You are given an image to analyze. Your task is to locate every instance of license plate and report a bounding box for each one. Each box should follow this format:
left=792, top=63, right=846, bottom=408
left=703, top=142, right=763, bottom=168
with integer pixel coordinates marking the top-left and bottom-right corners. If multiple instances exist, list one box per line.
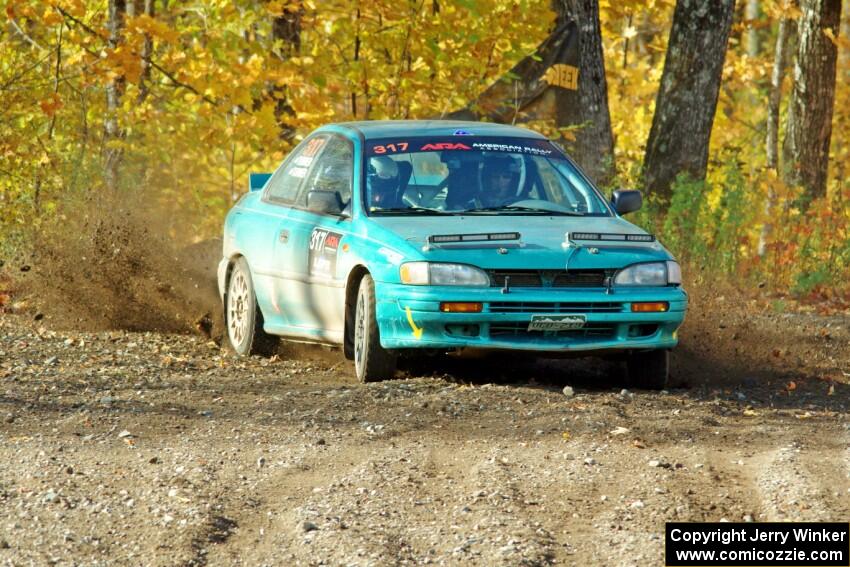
left=527, top=314, right=586, bottom=331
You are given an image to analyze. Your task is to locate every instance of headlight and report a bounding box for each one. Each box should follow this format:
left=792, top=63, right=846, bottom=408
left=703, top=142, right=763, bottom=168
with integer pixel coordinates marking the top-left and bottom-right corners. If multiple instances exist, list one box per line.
left=399, top=262, right=490, bottom=286
left=614, top=261, right=681, bottom=286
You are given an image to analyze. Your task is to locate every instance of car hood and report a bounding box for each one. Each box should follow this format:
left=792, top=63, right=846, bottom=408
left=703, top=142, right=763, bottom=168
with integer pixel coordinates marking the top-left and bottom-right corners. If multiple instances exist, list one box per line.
left=369, top=214, right=673, bottom=270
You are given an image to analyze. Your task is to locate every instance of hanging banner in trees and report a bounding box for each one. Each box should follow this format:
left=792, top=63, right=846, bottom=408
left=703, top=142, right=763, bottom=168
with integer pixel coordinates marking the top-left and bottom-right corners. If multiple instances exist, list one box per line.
left=446, top=20, right=580, bottom=124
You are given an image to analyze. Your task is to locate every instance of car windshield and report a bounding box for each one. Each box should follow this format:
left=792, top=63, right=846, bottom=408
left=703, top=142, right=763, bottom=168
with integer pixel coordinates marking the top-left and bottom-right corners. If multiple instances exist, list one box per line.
left=363, top=136, right=612, bottom=216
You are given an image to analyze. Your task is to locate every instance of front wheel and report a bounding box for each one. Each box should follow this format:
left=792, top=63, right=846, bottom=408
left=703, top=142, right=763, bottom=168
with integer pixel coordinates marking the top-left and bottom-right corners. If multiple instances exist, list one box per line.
left=225, top=257, right=278, bottom=356
left=353, top=274, right=397, bottom=382
left=626, top=349, right=669, bottom=390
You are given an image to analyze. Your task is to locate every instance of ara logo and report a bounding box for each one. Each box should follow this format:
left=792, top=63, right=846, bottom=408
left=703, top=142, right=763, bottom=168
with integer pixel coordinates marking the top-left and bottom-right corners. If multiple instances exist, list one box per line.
left=420, top=142, right=471, bottom=151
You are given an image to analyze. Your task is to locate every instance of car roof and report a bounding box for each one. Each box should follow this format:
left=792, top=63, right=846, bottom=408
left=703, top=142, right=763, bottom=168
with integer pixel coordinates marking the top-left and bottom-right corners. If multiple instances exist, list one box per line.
left=327, top=120, right=547, bottom=140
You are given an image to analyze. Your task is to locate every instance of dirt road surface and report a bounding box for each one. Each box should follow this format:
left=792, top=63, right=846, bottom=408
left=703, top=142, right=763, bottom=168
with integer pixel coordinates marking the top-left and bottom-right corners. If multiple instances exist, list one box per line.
left=1, top=306, right=848, bottom=566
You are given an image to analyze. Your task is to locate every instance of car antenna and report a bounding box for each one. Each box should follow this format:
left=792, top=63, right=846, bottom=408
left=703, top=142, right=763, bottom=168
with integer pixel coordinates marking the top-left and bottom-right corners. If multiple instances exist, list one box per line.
left=501, top=275, right=511, bottom=294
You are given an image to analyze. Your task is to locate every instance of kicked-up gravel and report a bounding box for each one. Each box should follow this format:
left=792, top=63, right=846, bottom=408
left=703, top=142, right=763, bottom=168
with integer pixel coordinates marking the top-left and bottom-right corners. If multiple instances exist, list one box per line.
left=0, top=311, right=848, bottom=566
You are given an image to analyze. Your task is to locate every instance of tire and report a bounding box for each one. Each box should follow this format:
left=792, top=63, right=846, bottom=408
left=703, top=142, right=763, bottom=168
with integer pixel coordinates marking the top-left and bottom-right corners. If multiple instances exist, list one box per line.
left=225, top=257, right=278, bottom=356
left=353, top=274, right=397, bottom=382
left=626, top=349, right=669, bottom=390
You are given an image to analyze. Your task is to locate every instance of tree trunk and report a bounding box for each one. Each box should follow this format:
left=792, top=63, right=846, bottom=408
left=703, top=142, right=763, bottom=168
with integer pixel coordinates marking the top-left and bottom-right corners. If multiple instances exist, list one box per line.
left=551, top=0, right=615, bottom=185
left=836, top=0, right=850, bottom=182
left=758, top=1, right=796, bottom=256
left=104, top=0, right=127, bottom=192
left=746, top=0, right=761, bottom=56
left=843, top=0, right=850, bottom=70
left=642, top=0, right=736, bottom=201
left=781, top=0, right=842, bottom=202
left=271, top=1, right=302, bottom=138
left=447, top=1, right=614, bottom=185
left=137, top=0, right=155, bottom=104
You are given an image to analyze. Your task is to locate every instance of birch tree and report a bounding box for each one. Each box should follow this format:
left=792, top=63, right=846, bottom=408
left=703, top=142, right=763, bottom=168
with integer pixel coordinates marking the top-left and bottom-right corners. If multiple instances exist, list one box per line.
left=104, top=0, right=127, bottom=192
left=759, top=0, right=797, bottom=256
left=781, top=0, right=842, bottom=202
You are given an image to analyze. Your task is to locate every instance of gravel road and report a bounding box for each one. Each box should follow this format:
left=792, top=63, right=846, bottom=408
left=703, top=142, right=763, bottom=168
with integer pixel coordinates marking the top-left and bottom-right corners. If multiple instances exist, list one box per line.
left=1, top=311, right=848, bottom=566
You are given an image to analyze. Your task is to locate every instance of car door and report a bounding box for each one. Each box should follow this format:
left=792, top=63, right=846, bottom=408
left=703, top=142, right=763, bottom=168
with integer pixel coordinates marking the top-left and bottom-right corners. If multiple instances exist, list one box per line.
left=281, top=134, right=354, bottom=342
left=257, top=134, right=329, bottom=329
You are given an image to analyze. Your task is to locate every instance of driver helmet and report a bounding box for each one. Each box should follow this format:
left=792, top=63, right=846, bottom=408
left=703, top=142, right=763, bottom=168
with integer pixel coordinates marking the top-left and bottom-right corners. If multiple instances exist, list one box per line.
left=368, top=156, right=399, bottom=207
left=482, top=156, right=519, bottom=203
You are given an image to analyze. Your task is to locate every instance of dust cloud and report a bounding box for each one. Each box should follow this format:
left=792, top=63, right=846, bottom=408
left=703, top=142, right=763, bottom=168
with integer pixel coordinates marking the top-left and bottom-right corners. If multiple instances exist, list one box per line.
left=17, top=190, right=224, bottom=339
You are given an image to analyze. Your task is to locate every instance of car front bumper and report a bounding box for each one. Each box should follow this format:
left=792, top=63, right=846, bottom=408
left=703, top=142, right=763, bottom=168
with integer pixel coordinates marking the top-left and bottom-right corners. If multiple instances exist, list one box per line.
left=375, top=283, right=687, bottom=352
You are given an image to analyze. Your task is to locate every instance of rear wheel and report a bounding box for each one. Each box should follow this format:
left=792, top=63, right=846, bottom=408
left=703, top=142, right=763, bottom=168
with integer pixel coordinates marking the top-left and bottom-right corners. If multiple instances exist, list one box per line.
left=626, top=349, right=669, bottom=390
left=226, top=257, right=278, bottom=356
left=353, top=274, right=397, bottom=382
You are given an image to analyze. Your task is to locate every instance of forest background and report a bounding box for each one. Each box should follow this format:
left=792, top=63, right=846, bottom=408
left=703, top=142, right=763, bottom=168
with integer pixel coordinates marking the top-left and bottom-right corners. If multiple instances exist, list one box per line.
left=1, top=0, right=848, bottom=316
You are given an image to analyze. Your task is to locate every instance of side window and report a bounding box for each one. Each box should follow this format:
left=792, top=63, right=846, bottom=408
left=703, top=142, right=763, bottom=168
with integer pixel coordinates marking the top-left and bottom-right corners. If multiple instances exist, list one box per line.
left=266, top=135, right=328, bottom=204
left=297, top=135, right=353, bottom=210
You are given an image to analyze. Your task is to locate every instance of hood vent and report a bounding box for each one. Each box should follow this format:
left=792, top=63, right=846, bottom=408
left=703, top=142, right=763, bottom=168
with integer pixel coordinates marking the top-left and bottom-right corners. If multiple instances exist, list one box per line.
left=428, top=232, right=520, bottom=244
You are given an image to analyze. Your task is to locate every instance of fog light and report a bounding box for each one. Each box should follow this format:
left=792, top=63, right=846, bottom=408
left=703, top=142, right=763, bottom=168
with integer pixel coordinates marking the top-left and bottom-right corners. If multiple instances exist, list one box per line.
left=631, top=302, right=668, bottom=313
left=628, top=324, right=659, bottom=338
left=440, top=302, right=483, bottom=313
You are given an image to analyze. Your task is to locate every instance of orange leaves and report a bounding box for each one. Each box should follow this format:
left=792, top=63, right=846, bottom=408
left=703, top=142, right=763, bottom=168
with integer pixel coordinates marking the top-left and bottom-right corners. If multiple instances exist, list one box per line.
left=266, top=0, right=302, bottom=17
left=41, top=8, right=63, bottom=26
left=126, top=14, right=179, bottom=44
left=39, top=93, right=63, bottom=117
left=104, top=44, right=142, bottom=83
left=765, top=0, right=802, bottom=21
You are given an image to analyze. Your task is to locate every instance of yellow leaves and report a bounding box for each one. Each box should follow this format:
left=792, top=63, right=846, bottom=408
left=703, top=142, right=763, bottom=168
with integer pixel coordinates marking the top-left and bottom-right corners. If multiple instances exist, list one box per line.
left=411, top=57, right=429, bottom=72
left=39, top=93, right=63, bottom=117
left=61, top=0, right=87, bottom=18
left=65, top=50, right=86, bottom=67
left=127, top=14, right=179, bottom=44
left=252, top=103, right=280, bottom=142
left=231, top=89, right=253, bottom=111
left=822, top=28, right=850, bottom=50
left=765, top=0, right=802, bottom=20
left=42, top=8, right=64, bottom=26
left=494, top=38, right=513, bottom=53
left=104, top=45, right=142, bottom=83
left=622, top=25, right=638, bottom=40
left=266, top=0, right=300, bottom=16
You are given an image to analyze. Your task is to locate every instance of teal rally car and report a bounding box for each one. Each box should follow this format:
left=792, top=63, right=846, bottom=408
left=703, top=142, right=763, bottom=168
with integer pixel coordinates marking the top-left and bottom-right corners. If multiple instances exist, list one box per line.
left=218, top=120, right=687, bottom=388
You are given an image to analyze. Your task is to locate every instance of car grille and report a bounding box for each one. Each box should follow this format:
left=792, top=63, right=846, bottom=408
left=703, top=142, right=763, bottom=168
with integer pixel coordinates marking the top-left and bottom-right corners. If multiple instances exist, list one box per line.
left=488, top=270, right=542, bottom=287
left=489, top=323, right=617, bottom=339
left=552, top=270, right=610, bottom=288
left=488, top=269, right=613, bottom=288
left=489, top=302, right=623, bottom=313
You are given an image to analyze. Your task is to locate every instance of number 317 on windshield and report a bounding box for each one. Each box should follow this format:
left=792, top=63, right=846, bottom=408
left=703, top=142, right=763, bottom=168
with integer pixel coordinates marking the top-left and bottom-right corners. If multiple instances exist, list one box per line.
left=373, top=142, right=408, bottom=154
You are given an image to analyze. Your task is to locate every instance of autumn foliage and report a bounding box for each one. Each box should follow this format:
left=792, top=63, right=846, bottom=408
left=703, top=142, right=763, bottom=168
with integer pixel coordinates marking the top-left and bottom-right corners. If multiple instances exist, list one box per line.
left=1, top=0, right=848, bottom=300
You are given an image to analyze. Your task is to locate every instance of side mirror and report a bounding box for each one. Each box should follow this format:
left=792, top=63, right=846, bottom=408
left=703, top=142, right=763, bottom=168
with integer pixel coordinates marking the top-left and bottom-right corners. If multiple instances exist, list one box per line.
left=611, top=189, right=642, bottom=215
left=248, top=172, right=272, bottom=192
left=307, top=190, right=343, bottom=215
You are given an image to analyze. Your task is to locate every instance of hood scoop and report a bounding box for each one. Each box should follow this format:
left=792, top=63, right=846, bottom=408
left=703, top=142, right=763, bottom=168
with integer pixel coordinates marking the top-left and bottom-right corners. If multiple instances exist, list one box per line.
left=424, top=231, right=522, bottom=251
left=566, top=231, right=655, bottom=243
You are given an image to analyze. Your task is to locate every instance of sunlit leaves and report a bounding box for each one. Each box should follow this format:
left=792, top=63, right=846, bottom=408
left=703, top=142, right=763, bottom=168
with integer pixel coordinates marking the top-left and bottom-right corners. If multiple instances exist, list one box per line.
left=1, top=0, right=848, bottom=294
